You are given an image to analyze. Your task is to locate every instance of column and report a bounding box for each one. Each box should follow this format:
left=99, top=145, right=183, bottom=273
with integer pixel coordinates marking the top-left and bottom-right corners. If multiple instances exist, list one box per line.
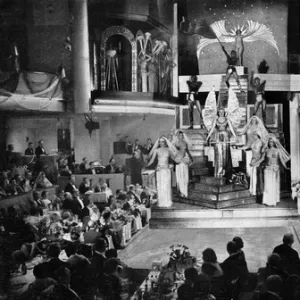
left=289, top=93, right=300, bottom=213
left=172, top=1, right=179, bottom=98
left=72, top=0, right=91, bottom=113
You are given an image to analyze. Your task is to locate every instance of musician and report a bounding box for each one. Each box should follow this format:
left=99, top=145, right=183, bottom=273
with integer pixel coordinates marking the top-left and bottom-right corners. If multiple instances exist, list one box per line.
left=25, top=142, right=34, bottom=155
left=35, top=140, right=47, bottom=157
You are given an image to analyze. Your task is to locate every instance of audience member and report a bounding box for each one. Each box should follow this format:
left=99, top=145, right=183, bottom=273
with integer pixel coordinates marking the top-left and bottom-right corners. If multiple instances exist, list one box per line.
left=40, top=267, right=81, bottom=300
left=33, top=171, right=52, bottom=189
left=178, top=282, right=197, bottom=300
left=105, top=157, right=121, bottom=174
left=64, top=175, right=77, bottom=194
left=41, top=190, right=52, bottom=208
left=25, top=142, right=34, bottom=155
left=35, top=140, right=47, bottom=157
left=184, top=267, right=198, bottom=287
left=79, top=177, right=90, bottom=195
left=201, top=248, right=223, bottom=278
left=273, top=233, right=300, bottom=274
left=79, top=157, right=89, bottom=174
left=131, top=151, right=143, bottom=185
left=193, top=273, right=216, bottom=300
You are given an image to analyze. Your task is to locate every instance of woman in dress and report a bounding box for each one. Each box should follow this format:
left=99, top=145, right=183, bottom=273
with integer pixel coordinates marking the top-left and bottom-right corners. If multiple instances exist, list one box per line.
left=146, top=136, right=176, bottom=208
left=206, top=108, right=236, bottom=178
left=262, top=136, right=290, bottom=206
left=173, top=131, right=193, bottom=197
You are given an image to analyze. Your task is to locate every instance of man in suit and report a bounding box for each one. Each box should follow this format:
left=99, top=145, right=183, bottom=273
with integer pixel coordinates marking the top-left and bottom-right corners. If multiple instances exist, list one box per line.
left=62, top=191, right=83, bottom=217
left=35, top=140, right=47, bottom=157
left=89, top=238, right=107, bottom=295
left=105, top=157, right=121, bottom=174
left=64, top=175, right=77, bottom=194
left=25, top=142, right=34, bottom=155
left=221, top=241, right=249, bottom=297
left=273, top=233, right=300, bottom=273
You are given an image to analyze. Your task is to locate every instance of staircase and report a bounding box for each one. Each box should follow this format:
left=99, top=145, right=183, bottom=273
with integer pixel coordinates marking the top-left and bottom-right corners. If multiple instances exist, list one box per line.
left=181, top=128, right=210, bottom=178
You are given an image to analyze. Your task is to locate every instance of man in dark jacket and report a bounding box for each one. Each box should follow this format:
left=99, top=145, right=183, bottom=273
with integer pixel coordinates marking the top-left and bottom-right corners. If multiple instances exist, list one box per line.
left=35, top=140, right=47, bottom=157
left=273, top=233, right=300, bottom=274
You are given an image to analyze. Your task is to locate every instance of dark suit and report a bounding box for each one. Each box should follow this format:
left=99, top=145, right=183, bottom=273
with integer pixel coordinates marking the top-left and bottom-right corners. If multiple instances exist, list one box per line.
left=39, top=258, right=69, bottom=280
left=89, top=252, right=107, bottom=292
left=25, top=148, right=34, bottom=155
left=79, top=183, right=89, bottom=195
left=105, top=164, right=120, bottom=174
left=35, top=146, right=46, bottom=157
left=65, top=182, right=77, bottom=194
left=273, top=244, right=300, bottom=274
left=62, top=198, right=83, bottom=216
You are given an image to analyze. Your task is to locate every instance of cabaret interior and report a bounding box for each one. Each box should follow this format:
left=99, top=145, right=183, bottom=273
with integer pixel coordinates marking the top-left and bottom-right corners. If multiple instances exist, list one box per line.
left=1, top=0, right=300, bottom=298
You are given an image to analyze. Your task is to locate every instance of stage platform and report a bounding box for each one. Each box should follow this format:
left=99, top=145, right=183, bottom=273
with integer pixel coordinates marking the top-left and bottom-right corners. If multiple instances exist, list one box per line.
left=150, top=198, right=299, bottom=229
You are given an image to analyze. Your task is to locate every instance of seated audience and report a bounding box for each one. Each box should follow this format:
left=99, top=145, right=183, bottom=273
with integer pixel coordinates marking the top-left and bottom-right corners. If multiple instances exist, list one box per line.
left=273, top=233, right=300, bottom=274
left=26, top=263, right=57, bottom=300
left=40, top=266, right=81, bottom=300
left=64, top=175, right=77, bottom=194
left=31, top=190, right=46, bottom=210
left=41, top=190, right=52, bottom=208
left=79, top=157, right=89, bottom=174
left=79, top=177, right=90, bottom=195
left=178, top=283, right=197, bottom=300
left=38, top=243, right=69, bottom=280
left=193, top=273, right=216, bottom=300
left=201, top=248, right=223, bottom=278
left=102, top=258, right=129, bottom=299
left=35, top=140, right=47, bottom=157
left=33, top=171, right=52, bottom=189
left=62, top=191, right=83, bottom=218
left=7, top=177, right=24, bottom=195
left=22, top=172, right=33, bottom=192
left=102, top=182, right=113, bottom=199
left=143, top=138, right=153, bottom=155
left=105, top=157, right=121, bottom=174
left=126, top=185, right=141, bottom=204
left=25, top=142, right=34, bottom=155
left=184, top=267, right=198, bottom=288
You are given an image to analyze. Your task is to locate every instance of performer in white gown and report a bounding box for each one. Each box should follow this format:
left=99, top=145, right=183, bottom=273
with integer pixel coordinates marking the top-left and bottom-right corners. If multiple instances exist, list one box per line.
left=262, top=135, right=290, bottom=206
left=172, top=131, right=193, bottom=197
left=146, top=136, right=176, bottom=208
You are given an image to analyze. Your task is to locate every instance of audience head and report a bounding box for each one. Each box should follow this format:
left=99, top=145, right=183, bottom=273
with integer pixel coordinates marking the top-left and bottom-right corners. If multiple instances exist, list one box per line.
left=202, top=248, right=217, bottom=263
left=184, top=267, right=198, bottom=285
left=50, top=212, right=60, bottom=223
left=109, top=157, right=116, bottom=165
left=233, top=236, right=244, bottom=250
left=28, top=142, right=33, bottom=148
left=177, top=283, right=196, bottom=300
left=65, top=241, right=78, bottom=257
left=94, top=185, right=101, bottom=193
left=283, top=233, right=294, bottom=246
left=64, top=192, right=73, bottom=200
left=41, top=190, right=48, bottom=199
left=94, top=238, right=107, bottom=253
left=226, top=241, right=238, bottom=255
left=77, top=243, right=93, bottom=259
left=38, top=140, right=44, bottom=147
left=33, top=263, right=46, bottom=279
left=68, top=175, right=75, bottom=184
left=266, top=275, right=283, bottom=294
left=267, top=253, right=281, bottom=268
left=8, top=144, right=14, bottom=151
left=105, top=248, right=118, bottom=259
left=83, top=177, right=89, bottom=185
left=82, top=157, right=88, bottom=164
left=72, top=189, right=80, bottom=197
left=33, top=190, right=41, bottom=201
left=47, top=243, right=61, bottom=259
left=103, top=211, right=111, bottom=222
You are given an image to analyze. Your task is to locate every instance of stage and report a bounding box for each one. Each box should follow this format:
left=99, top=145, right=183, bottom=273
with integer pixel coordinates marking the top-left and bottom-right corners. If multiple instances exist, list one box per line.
left=149, top=197, right=299, bottom=229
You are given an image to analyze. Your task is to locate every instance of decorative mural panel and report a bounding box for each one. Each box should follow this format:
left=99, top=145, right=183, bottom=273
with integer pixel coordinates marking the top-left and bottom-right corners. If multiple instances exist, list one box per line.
left=100, top=26, right=137, bottom=92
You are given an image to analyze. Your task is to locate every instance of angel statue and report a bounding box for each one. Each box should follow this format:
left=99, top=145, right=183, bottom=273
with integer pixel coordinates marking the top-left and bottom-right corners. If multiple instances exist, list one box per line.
left=203, top=87, right=242, bottom=178
left=197, top=20, right=279, bottom=67
left=146, top=136, right=177, bottom=208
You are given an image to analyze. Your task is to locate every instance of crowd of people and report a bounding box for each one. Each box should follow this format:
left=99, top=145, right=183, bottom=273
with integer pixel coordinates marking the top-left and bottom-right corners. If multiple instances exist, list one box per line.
left=174, top=234, right=300, bottom=300
left=0, top=167, right=154, bottom=299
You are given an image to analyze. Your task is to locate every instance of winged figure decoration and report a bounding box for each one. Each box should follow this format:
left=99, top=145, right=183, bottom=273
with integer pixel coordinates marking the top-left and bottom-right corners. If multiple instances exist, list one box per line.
left=196, top=20, right=279, bottom=65
left=203, top=87, right=243, bottom=177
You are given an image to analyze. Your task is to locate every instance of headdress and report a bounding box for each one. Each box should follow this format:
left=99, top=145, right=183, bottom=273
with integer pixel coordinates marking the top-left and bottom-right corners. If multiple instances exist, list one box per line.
left=149, top=136, right=177, bottom=158
left=173, top=130, right=192, bottom=148
left=267, top=134, right=290, bottom=165
left=241, top=116, right=269, bottom=144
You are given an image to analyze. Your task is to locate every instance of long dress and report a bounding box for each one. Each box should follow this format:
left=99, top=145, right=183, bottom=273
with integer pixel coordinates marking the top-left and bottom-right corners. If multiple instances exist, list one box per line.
left=156, top=149, right=172, bottom=208
left=263, top=148, right=280, bottom=206
left=174, top=141, right=190, bottom=197
left=213, top=118, right=232, bottom=178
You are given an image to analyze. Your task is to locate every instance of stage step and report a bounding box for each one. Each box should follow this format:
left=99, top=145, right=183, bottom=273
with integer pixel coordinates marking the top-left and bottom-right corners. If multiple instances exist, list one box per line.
left=200, top=176, right=227, bottom=186
left=191, top=168, right=209, bottom=176
left=193, top=182, right=246, bottom=193
left=149, top=216, right=299, bottom=229
left=173, top=193, right=256, bottom=209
